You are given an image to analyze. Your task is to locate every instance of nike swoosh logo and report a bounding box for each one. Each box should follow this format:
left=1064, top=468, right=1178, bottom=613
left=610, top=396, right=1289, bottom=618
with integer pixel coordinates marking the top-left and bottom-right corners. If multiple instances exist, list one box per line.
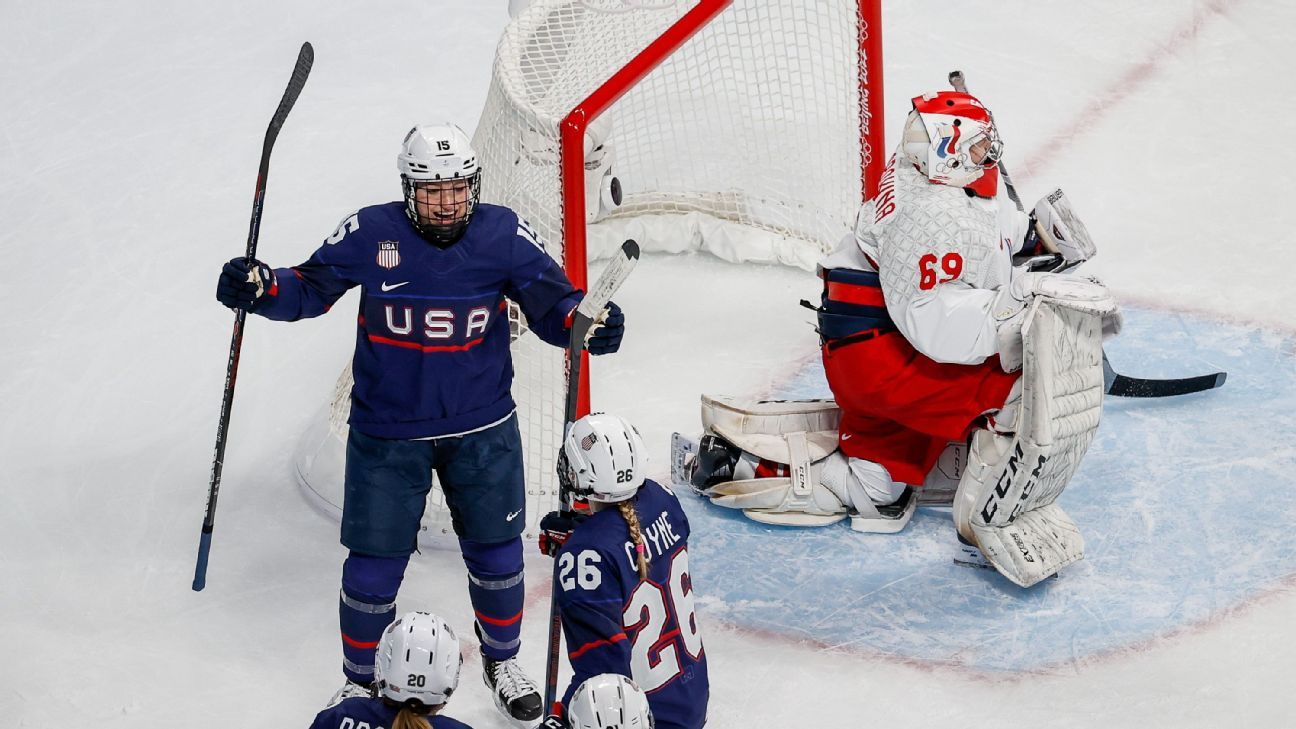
left=505, top=509, right=523, bottom=522
left=841, top=433, right=852, bottom=440
left=380, top=281, right=410, bottom=292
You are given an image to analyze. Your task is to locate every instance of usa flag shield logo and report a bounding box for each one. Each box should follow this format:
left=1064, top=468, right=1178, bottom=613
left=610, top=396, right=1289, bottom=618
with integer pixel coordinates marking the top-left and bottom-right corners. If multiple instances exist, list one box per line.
left=377, top=241, right=401, bottom=269
left=580, top=432, right=598, bottom=451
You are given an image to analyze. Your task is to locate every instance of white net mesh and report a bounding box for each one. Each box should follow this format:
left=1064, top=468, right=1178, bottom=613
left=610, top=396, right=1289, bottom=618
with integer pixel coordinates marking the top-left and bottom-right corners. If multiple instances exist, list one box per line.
left=295, top=0, right=879, bottom=547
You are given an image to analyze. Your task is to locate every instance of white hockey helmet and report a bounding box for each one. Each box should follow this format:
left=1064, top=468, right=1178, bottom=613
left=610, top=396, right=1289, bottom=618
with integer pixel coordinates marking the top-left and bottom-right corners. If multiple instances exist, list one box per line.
left=558, top=413, right=646, bottom=503
left=902, top=91, right=1002, bottom=197
left=567, top=674, right=654, bottom=729
left=397, top=123, right=482, bottom=244
left=374, top=612, right=463, bottom=708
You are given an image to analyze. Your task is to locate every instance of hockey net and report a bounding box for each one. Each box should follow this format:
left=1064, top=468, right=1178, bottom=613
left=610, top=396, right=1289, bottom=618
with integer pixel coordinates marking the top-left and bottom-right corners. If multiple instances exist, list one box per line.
left=293, top=0, right=884, bottom=547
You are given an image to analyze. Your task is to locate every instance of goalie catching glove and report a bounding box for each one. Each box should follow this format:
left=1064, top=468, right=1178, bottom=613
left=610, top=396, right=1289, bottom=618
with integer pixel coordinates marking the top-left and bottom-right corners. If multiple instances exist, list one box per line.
left=1027, top=188, right=1097, bottom=265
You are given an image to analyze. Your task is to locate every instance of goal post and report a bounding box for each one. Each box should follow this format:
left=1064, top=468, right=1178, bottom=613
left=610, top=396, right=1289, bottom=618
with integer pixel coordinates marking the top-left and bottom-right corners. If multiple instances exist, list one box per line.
left=294, top=0, right=886, bottom=547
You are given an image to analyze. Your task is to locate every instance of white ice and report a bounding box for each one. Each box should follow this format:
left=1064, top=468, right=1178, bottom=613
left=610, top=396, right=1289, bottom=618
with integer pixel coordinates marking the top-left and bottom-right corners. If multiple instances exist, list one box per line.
left=2, top=2, right=1293, bottom=727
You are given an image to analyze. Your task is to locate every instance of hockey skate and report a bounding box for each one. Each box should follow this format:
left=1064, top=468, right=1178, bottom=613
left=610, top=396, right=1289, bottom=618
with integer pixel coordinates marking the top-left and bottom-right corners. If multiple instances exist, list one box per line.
left=327, top=679, right=373, bottom=707
left=482, top=652, right=543, bottom=728
left=953, top=533, right=992, bottom=570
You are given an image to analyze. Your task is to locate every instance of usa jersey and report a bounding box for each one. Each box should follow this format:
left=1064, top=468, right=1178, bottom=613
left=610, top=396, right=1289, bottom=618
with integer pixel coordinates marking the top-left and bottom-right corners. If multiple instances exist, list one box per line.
left=254, top=202, right=579, bottom=438
left=555, top=480, right=709, bottom=729
left=309, top=696, right=473, bottom=729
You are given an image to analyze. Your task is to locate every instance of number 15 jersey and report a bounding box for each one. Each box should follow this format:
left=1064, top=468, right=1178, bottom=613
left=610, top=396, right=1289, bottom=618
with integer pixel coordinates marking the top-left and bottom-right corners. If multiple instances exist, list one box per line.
left=554, top=480, right=709, bottom=729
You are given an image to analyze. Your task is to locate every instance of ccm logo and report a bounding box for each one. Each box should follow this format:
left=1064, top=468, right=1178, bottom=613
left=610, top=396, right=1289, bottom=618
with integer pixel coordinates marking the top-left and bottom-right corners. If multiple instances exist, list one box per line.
left=979, top=443, right=1047, bottom=524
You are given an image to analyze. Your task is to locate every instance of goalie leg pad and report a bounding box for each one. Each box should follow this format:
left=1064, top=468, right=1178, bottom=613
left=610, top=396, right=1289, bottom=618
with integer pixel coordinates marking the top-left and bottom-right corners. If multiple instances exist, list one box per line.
left=700, top=394, right=841, bottom=464
left=953, top=298, right=1105, bottom=587
left=708, top=431, right=848, bottom=524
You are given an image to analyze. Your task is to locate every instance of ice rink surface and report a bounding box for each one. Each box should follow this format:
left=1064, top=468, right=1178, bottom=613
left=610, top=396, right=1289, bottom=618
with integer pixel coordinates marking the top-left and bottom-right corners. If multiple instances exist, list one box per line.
left=2, top=1, right=1293, bottom=727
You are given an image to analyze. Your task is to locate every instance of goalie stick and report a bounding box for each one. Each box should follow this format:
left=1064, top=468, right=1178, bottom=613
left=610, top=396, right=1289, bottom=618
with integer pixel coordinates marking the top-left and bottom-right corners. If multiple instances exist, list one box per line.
left=193, top=42, right=314, bottom=592
left=544, top=239, right=641, bottom=712
left=1103, top=353, right=1227, bottom=398
left=948, top=69, right=1226, bottom=399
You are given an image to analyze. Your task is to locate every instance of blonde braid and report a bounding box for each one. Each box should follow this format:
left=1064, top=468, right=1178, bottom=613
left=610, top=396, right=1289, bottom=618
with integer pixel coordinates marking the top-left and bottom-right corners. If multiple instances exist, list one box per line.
left=617, top=500, right=650, bottom=579
left=390, top=704, right=435, bottom=729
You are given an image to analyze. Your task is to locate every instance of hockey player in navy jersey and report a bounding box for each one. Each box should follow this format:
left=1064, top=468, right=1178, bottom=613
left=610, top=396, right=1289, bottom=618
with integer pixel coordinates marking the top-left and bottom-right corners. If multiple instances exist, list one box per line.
left=311, top=611, right=473, bottom=729
left=539, top=413, right=708, bottom=729
left=215, top=123, right=625, bottom=727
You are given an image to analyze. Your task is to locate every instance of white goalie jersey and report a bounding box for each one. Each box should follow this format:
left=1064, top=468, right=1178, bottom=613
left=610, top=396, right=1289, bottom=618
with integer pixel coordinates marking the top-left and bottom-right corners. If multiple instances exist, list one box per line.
left=820, top=152, right=1032, bottom=365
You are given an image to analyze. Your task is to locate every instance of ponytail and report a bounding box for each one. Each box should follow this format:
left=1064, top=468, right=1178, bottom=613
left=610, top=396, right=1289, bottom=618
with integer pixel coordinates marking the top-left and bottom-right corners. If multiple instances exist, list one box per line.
left=388, top=701, right=437, bottom=729
left=616, top=499, right=650, bottom=579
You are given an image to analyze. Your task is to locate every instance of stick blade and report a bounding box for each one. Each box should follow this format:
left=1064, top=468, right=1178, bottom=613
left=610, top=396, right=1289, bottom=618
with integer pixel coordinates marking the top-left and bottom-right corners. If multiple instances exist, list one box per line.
left=1106, top=370, right=1227, bottom=398
left=576, top=239, right=639, bottom=321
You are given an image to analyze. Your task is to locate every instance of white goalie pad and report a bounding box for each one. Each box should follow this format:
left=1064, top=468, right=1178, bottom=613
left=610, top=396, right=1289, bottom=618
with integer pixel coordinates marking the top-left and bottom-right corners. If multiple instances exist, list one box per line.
left=700, top=394, right=841, bottom=464
left=699, top=395, right=848, bottom=527
left=953, top=295, right=1107, bottom=587
left=697, top=395, right=918, bottom=532
left=707, top=430, right=849, bottom=526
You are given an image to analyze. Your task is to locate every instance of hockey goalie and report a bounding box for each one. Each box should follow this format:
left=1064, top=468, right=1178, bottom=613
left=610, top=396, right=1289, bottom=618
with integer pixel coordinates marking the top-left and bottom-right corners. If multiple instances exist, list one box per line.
left=684, top=90, right=1123, bottom=588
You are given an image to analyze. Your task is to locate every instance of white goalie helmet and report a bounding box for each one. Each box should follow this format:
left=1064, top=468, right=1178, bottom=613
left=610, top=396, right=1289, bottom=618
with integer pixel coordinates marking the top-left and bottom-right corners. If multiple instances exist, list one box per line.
left=374, top=612, right=463, bottom=708
left=567, top=674, right=654, bottom=729
left=902, top=91, right=1003, bottom=197
left=397, top=123, right=482, bottom=244
left=559, top=413, right=646, bottom=503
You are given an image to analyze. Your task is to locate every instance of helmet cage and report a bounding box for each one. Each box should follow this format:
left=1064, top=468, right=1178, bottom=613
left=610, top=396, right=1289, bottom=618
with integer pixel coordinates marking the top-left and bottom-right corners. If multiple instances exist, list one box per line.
left=401, top=173, right=481, bottom=245
left=397, top=123, right=482, bottom=245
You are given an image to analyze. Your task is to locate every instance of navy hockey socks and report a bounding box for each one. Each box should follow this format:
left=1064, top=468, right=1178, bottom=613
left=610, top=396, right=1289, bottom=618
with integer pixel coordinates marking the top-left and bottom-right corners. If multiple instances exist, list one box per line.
left=339, top=551, right=409, bottom=683
left=460, top=537, right=525, bottom=660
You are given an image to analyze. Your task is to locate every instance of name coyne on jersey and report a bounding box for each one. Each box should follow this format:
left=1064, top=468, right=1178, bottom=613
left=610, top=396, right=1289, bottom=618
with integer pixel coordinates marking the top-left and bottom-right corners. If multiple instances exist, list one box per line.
left=623, top=509, right=682, bottom=568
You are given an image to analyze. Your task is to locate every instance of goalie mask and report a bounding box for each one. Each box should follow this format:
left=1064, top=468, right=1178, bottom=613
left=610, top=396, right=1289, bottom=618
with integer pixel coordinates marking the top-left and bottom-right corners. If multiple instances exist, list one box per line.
left=902, top=91, right=1003, bottom=197
left=398, top=123, right=481, bottom=246
left=567, top=674, right=654, bottom=729
left=374, top=611, right=463, bottom=708
left=558, top=413, right=646, bottom=503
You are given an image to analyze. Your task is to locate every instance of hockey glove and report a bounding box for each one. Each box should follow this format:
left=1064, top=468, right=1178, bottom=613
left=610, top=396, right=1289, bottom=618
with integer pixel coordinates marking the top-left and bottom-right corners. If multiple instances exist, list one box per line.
left=217, top=257, right=277, bottom=311
left=586, top=301, right=624, bottom=355
left=538, top=510, right=583, bottom=557
left=1031, top=189, right=1097, bottom=265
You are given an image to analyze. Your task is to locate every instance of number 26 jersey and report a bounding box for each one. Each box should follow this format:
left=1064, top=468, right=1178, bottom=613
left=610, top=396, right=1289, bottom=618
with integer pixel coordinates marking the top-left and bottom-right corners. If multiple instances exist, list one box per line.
left=554, top=479, right=709, bottom=729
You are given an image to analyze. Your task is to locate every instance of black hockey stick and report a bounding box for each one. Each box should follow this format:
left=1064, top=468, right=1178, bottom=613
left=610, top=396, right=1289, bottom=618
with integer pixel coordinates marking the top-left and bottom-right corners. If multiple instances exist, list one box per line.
left=193, top=42, right=314, bottom=592
left=543, top=240, right=640, bottom=711
left=1103, top=354, right=1227, bottom=397
left=947, top=69, right=1227, bottom=400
